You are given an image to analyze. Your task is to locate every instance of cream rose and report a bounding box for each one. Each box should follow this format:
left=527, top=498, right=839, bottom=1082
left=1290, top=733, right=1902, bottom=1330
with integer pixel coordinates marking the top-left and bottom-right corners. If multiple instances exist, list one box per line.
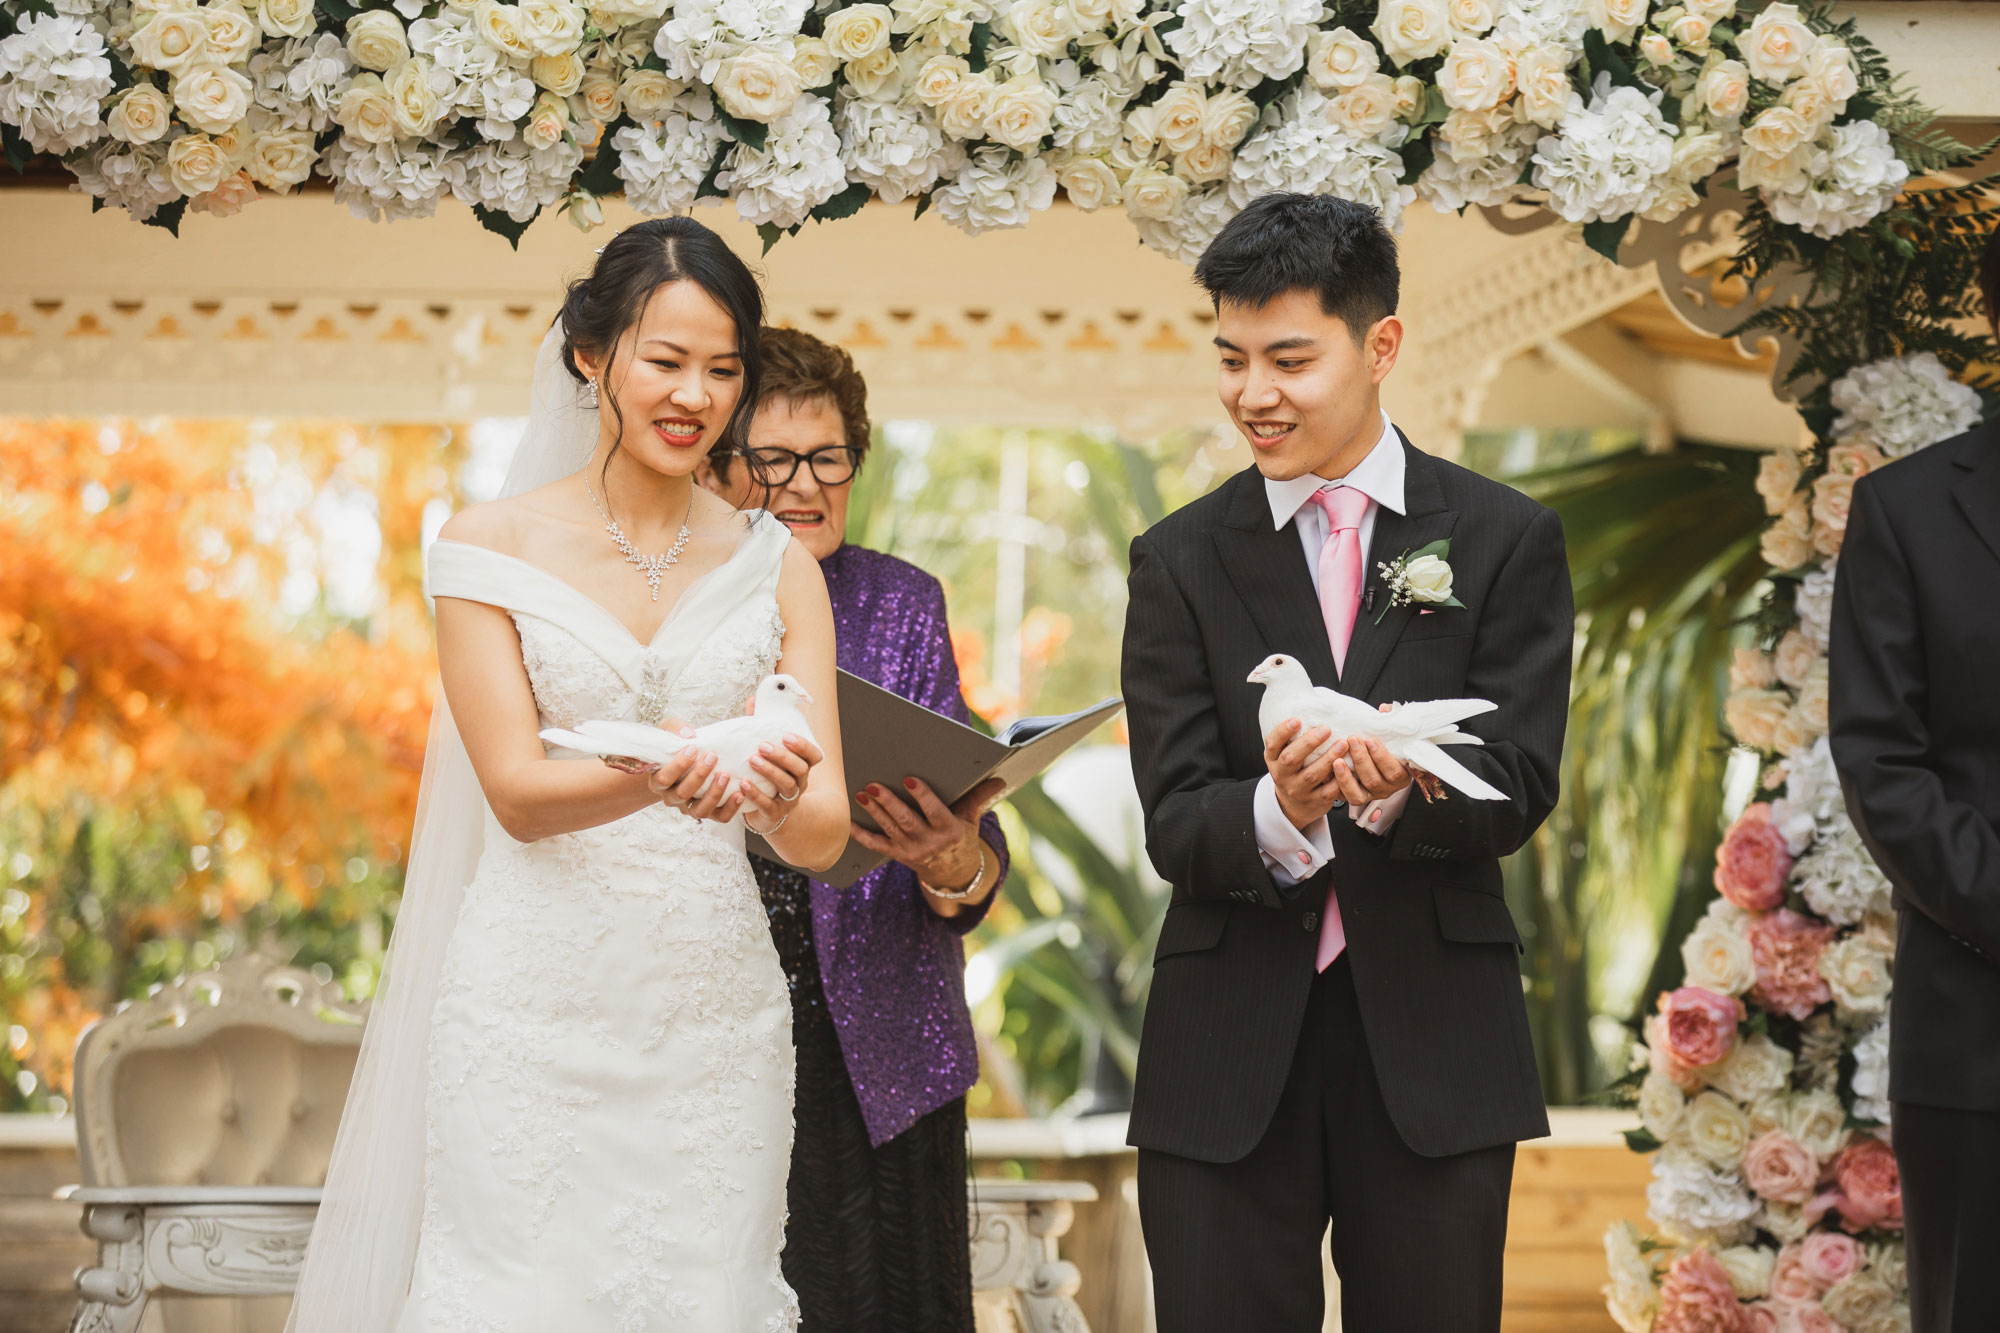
left=107, top=84, right=173, bottom=144
left=1173, top=142, right=1232, bottom=184
left=842, top=46, right=902, bottom=98
left=1684, top=0, right=1734, bottom=18
left=1820, top=930, right=1893, bottom=1014
left=1715, top=1245, right=1776, bottom=1300
left=1730, top=648, right=1775, bottom=691
left=473, top=0, right=535, bottom=61
left=1781, top=78, right=1838, bottom=131
left=1823, top=1274, right=1897, bottom=1327
left=346, top=10, right=410, bottom=72
left=1671, top=130, right=1728, bottom=183
left=1682, top=916, right=1756, bottom=996
left=1329, top=74, right=1401, bottom=140
left=938, top=72, right=995, bottom=139
left=1805, top=43, right=1857, bottom=103
left=1006, top=0, right=1082, bottom=58
left=519, top=0, right=583, bottom=57
left=1123, top=163, right=1188, bottom=220
left=1786, top=1088, right=1848, bottom=1162
left=791, top=36, right=838, bottom=89
left=1438, top=104, right=1513, bottom=159
left=577, top=68, right=621, bottom=121
left=1153, top=83, right=1207, bottom=154
left=714, top=49, right=803, bottom=122
left=211, top=119, right=255, bottom=168
left=1744, top=1, right=1816, bottom=83
left=200, top=1, right=260, bottom=64
left=1698, top=58, right=1749, bottom=120
left=1667, top=12, right=1711, bottom=53
left=1514, top=43, right=1574, bottom=128
left=189, top=170, right=258, bottom=217
left=1685, top=1090, right=1753, bottom=1168
left=1437, top=37, right=1514, bottom=111
left=171, top=61, right=254, bottom=134
left=1371, top=0, right=1451, bottom=68
left=333, top=72, right=399, bottom=143
left=1402, top=553, right=1454, bottom=603
left=1725, top=686, right=1792, bottom=752
left=1586, top=0, right=1647, bottom=44
left=246, top=126, right=316, bottom=189
left=618, top=69, right=681, bottom=120
left=1639, top=32, right=1673, bottom=65
left=1446, top=0, right=1495, bottom=34
left=1056, top=155, right=1119, bottom=210
left=130, top=7, right=210, bottom=73
left=984, top=77, right=1058, bottom=151
left=532, top=51, right=584, bottom=94
left=1755, top=447, right=1803, bottom=514
left=1306, top=27, right=1379, bottom=90
left=1201, top=89, right=1257, bottom=148
left=913, top=54, right=968, bottom=106
left=824, top=2, right=894, bottom=60
left=386, top=57, right=442, bottom=137
left=1742, top=104, right=1813, bottom=160
left=523, top=90, right=568, bottom=148
left=1759, top=494, right=1813, bottom=570
left=1638, top=1069, right=1688, bottom=1141
left=167, top=131, right=231, bottom=194
left=256, top=0, right=316, bottom=39
left=1391, top=74, right=1425, bottom=120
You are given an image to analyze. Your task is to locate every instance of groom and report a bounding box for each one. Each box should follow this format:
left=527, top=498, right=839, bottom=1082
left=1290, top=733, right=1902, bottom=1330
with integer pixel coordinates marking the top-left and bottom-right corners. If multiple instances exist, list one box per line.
left=1120, top=193, right=1571, bottom=1329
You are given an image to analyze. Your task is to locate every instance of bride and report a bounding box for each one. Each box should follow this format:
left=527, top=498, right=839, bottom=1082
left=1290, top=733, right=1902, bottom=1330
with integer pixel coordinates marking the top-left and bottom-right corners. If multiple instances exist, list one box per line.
left=288, top=217, right=848, bottom=1332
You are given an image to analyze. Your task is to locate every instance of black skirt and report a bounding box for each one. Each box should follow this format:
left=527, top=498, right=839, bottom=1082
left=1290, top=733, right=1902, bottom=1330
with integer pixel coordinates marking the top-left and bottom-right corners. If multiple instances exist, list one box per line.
left=753, top=856, right=974, bottom=1333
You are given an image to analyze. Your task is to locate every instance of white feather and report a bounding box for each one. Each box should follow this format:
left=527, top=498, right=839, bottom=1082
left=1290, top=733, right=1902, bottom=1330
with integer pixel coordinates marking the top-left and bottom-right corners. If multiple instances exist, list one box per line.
left=539, top=674, right=817, bottom=799
left=1246, top=653, right=1508, bottom=802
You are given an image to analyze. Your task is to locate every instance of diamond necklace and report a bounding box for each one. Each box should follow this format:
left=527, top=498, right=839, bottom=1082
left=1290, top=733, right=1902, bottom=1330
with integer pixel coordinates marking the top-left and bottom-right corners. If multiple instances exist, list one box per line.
left=585, top=478, right=693, bottom=602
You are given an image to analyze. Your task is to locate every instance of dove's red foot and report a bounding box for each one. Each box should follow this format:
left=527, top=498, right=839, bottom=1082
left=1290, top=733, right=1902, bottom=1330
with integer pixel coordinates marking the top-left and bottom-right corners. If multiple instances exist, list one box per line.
left=1412, top=769, right=1447, bottom=803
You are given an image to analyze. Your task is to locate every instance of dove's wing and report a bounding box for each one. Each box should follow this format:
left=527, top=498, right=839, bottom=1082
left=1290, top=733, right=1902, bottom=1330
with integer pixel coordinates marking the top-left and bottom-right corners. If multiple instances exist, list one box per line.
left=539, top=721, right=685, bottom=764
left=1400, top=740, right=1508, bottom=801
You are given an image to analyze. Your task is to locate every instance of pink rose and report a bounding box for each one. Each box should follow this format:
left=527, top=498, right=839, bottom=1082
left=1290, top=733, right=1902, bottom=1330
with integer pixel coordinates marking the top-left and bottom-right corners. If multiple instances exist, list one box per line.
left=1831, top=1136, right=1902, bottom=1232
left=1744, top=1132, right=1819, bottom=1204
left=1659, top=986, right=1747, bottom=1068
left=1648, top=1013, right=1704, bottom=1091
left=1777, top=1303, right=1842, bottom=1333
left=1747, top=909, right=1835, bottom=1021
left=1743, top=1302, right=1780, bottom=1333
left=1797, top=1231, right=1861, bottom=1289
left=1654, top=1248, right=1751, bottom=1333
left=1769, top=1244, right=1817, bottom=1305
left=1715, top=803, right=1793, bottom=911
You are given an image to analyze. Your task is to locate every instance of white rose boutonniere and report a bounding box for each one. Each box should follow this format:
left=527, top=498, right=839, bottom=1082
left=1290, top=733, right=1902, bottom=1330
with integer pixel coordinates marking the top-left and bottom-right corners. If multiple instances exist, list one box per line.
left=1374, top=538, right=1462, bottom=621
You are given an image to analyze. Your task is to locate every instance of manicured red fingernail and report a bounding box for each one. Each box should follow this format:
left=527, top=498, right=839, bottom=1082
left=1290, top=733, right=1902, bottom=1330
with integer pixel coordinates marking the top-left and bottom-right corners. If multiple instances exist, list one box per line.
left=854, top=791, right=868, bottom=803
left=904, top=778, right=918, bottom=791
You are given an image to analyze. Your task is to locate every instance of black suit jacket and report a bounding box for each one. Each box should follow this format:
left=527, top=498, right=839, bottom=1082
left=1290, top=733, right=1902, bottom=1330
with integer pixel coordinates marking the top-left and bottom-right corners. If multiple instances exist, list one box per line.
left=1122, top=440, right=1568, bottom=1163
left=1829, top=420, right=2000, bottom=1112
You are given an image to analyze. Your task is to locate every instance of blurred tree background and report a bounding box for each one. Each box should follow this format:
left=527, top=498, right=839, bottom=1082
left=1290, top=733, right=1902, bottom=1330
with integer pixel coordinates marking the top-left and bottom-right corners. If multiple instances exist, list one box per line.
left=0, top=412, right=1765, bottom=1117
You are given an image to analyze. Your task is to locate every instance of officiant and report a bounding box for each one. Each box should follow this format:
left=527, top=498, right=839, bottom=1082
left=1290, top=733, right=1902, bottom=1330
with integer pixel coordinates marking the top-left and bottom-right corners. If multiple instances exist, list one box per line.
left=698, top=327, right=1009, bottom=1333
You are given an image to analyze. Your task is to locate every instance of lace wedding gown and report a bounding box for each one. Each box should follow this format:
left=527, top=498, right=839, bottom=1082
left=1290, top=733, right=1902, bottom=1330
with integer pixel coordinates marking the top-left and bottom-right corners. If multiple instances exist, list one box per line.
left=399, top=511, right=800, bottom=1332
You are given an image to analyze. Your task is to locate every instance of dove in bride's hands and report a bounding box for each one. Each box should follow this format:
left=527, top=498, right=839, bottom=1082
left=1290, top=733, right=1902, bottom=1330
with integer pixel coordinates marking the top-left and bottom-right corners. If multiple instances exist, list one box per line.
left=1246, top=654, right=1507, bottom=802
left=540, top=674, right=818, bottom=799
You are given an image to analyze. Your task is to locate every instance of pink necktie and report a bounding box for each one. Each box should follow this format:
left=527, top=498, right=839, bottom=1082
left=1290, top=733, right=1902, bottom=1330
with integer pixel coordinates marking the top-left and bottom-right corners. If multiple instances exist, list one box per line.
left=1307, top=486, right=1370, bottom=971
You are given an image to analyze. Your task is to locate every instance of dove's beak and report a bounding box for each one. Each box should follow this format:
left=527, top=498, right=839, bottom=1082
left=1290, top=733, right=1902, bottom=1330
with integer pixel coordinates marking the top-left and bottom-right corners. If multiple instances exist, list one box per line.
left=1246, top=666, right=1268, bottom=685
left=793, top=685, right=815, bottom=705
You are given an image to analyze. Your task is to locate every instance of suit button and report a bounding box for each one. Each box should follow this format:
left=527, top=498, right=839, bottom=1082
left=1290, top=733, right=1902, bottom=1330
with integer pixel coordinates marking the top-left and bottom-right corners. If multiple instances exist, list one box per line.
left=1302, top=911, right=1319, bottom=932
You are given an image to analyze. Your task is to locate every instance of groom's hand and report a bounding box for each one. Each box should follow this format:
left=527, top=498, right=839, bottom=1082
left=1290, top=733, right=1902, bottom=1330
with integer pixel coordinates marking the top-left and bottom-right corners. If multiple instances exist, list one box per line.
left=1265, top=718, right=1343, bottom=830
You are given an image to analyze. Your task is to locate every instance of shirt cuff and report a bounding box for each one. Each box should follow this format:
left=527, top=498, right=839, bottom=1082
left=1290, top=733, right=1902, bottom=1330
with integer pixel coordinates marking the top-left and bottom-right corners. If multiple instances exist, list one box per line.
left=1349, top=785, right=1412, bottom=836
left=1254, top=773, right=1332, bottom=887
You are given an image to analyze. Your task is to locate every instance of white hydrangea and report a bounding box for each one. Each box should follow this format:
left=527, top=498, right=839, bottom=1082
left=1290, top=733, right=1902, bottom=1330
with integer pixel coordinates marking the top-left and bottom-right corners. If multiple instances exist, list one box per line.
left=1493, top=0, right=1590, bottom=48
left=837, top=94, right=960, bottom=205
left=323, top=133, right=453, bottom=222
left=0, top=14, right=114, bottom=155
left=1793, top=563, right=1837, bottom=651
left=249, top=35, right=356, bottom=133
left=1850, top=1010, right=1891, bottom=1125
left=410, top=12, right=523, bottom=136
left=612, top=96, right=727, bottom=214
left=444, top=134, right=584, bottom=221
left=1532, top=75, right=1678, bottom=224
left=1165, top=0, right=1321, bottom=89
left=1830, top=351, right=1985, bottom=458
left=1228, top=87, right=1416, bottom=229
left=467, top=68, right=539, bottom=140
left=69, top=135, right=181, bottom=220
left=654, top=0, right=811, bottom=82
left=1051, top=74, right=1127, bottom=154
left=1764, top=120, right=1910, bottom=240
left=1130, top=179, right=1241, bottom=264
left=931, top=143, right=1057, bottom=235
left=1771, top=736, right=1843, bottom=850
left=1645, top=1147, right=1760, bottom=1240
left=1417, top=121, right=1538, bottom=213
left=1795, top=816, right=1894, bottom=925
left=717, top=93, right=847, bottom=228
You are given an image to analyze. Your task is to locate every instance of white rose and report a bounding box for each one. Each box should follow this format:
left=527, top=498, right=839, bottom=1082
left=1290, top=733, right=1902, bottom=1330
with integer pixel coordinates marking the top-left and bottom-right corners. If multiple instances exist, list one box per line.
left=333, top=72, right=399, bottom=142
left=984, top=77, right=1057, bottom=151
left=1514, top=42, right=1573, bottom=128
left=1715, top=1245, right=1776, bottom=1300
left=1707, top=1034, right=1793, bottom=1103
left=473, top=0, right=534, bottom=60
left=107, top=83, right=173, bottom=143
left=1123, top=162, right=1187, bottom=219
left=256, top=0, right=316, bottom=39
left=1438, top=103, right=1514, bottom=159
left=1820, top=929, right=1893, bottom=1014
left=1685, top=1091, right=1752, bottom=1168
left=522, top=89, right=567, bottom=147
left=1153, top=82, right=1207, bottom=154
left=130, top=7, right=210, bottom=72
left=346, top=10, right=410, bottom=72
left=385, top=56, right=442, bottom=136
left=201, top=1, right=260, bottom=64
left=1586, top=0, right=1646, bottom=43
left=1639, top=32, right=1672, bottom=65
left=1742, top=103, right=1812, bottom=158
left=1437, top=37, right=1513, bottom=111
left=1639, top=1069, right=1687, bottom=1141
left=1446, top=0, right=1495, bottom=34
left=1056, top=154, right=1118, bottom=209
left=1201, top=89, right=1257, bottom=148
left=1371, top=0, right=1451, bottom=67
left=519, top=0, right=582, bottom=57
left=246, top=125, right=316, bottom=188
left=1684, top=0, right=1732, bottom=17
left=619, top=69, right=682, bottom=120
left=1402, top=553, right=1454, bottom=602
left=1329, top=74, right=1400, bottom=140
left=1671, top=128, right=1727, bottom=182
left=714, top=48, right=803, bottom=122
left=790, top=35, right=837, bottom=89
left=1306, top=27, right=1379, bottom=90
left=1743, top=1, right=1815, bottom=84
left=1682, top=915, right=1756, bottom=995
left=171, top=61, right=253, bottom=133
left=1174, top=141, right=1232, bottom=183
left=1391, top=73, right=1425, bottom=119
left=937, top=71, right=994, bottom=138
left=531, top=51, right=583, bottom=94
left=842, top=46, right=901, bottom=98
left=1698, top=58, right=1748, bottom=119
left=1604, top=1223, right=1659, bottom=1333
left=912, top=53, right=966, bottom=106
left=1006, top=0, right=1082, bottom=58
left=167, top=130, right=231, bottom=192
left=1666, top=11, right=1710, bottom=53
left=823, top=2, right=893, bottom=60
left=1780, top=77, right=1838, bottom=130
left=211, top=119, right=254, bottom=168
left=1806, top=42, right=1857, bottom=103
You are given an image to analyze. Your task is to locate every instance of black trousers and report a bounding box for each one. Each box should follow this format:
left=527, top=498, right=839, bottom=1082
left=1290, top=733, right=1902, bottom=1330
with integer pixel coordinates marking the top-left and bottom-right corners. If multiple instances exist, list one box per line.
left=1138, top=957, right=1516, bottom=1332
left=1895, top=1101, right=2000, bottom=1333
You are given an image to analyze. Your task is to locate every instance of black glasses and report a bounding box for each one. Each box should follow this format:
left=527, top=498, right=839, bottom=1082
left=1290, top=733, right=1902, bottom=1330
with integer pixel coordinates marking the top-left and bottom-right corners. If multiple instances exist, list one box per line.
left=739, top=445, right=863, bottom=487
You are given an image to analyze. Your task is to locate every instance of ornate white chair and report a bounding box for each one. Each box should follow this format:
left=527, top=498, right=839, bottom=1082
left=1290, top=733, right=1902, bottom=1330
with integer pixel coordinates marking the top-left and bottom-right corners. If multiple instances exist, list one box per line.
left=63, top=954, right=365, bottom=1333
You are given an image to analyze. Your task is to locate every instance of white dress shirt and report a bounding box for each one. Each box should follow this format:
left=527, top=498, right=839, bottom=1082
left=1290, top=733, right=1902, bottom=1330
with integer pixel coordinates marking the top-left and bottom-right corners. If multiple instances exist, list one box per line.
left=1252, top=410, right=1413, bottom=887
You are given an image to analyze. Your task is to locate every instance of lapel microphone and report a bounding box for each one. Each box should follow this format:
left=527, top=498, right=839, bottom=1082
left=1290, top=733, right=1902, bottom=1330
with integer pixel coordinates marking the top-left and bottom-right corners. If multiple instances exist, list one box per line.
left=1363, top=586, right=1377, bottom=614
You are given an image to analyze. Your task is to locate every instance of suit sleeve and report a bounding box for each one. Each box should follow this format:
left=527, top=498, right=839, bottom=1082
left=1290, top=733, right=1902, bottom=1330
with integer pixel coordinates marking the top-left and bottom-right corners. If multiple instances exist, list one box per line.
left=1377, top=506, right=1572, bottom=863
left=1829, top=477, right=2000, bottom=957
left=1122, top=532, right=1286, bottom=908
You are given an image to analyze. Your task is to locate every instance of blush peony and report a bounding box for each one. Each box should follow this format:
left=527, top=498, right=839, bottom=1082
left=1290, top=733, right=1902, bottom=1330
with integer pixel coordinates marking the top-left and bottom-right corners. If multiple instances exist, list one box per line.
left=1747, top=909, right=1835, bottom=1021
left=1659, top=986, right=1746, bottom=1069
left=1714, top=803, right=1792, bottom=911
left=1653, top=1248, right=1751, bottom=1333
left=1831, top=1137, right=1902, bottom=1232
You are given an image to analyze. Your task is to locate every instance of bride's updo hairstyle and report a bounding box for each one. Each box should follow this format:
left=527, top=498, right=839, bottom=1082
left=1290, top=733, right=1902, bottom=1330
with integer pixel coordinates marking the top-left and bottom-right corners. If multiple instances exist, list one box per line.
left=557, top=216, right=765, bottom=472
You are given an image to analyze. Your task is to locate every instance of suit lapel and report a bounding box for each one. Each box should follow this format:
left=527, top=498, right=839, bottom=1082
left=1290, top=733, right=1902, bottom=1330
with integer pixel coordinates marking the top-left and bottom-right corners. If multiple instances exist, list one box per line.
left=1212, top=470, right=1341, bottom=689
left=1953, top=430, right=2000, bottom=568
left=1337, top=440, right=1459, bottom=701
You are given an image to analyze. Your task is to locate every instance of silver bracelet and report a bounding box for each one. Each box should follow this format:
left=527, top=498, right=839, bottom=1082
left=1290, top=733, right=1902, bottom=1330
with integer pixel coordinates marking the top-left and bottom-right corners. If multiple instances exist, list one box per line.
left=922, top=846, right=987, bottom=902
left=748, top=811, right=788, bottom=838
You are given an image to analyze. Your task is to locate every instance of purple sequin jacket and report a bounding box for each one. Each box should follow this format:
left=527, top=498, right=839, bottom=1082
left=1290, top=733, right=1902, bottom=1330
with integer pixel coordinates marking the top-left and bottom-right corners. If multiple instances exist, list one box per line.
left=807, top=543, right=1008, bottom=1146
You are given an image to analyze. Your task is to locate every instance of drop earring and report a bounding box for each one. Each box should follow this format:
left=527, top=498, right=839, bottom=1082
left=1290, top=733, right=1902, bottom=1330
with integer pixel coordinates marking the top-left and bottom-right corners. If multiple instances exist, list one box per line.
left=585, top=378, right=600, bottom=407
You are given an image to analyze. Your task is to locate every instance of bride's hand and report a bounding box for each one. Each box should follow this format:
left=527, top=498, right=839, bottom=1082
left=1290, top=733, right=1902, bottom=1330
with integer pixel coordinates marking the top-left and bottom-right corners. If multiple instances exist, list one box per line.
left=741, top=734, right=824, bottom=836
left=648, top=746, right=748, bottom=825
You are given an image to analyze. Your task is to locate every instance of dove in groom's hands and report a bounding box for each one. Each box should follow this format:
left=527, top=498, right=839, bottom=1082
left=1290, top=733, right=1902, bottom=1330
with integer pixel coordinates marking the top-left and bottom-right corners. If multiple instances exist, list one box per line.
left=1247, top=654, right=1508, bottom=803
left=540, top=674, right=820, bottom=802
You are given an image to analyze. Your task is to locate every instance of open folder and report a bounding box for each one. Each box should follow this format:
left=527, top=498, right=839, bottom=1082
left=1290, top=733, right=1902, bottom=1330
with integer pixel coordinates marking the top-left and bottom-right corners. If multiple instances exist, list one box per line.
left=748, top=669, right=1124, bottom=888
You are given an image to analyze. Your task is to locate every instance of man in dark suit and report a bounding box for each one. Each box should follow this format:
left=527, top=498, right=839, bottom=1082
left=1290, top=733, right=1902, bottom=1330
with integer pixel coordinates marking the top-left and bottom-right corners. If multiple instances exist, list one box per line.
left=1829, top=232, right=2000, bottom=1333
left=1120, top=193, right=1571, bottom=1330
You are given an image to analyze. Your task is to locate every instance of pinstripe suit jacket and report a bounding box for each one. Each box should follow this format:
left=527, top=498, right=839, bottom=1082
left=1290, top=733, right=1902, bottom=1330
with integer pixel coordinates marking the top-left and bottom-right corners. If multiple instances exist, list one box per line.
left=1122, top=440, right=1568, bottom=1163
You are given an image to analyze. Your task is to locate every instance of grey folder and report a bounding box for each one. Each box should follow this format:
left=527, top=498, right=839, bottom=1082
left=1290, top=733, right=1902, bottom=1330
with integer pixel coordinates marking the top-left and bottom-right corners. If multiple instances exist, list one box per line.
left=747, top=669, right=1124, bottom=888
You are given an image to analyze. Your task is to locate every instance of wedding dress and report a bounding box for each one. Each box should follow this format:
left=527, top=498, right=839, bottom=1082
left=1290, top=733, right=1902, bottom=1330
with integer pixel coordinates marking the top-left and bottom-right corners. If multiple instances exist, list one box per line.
left=392, top=510, right=801, bottom=1332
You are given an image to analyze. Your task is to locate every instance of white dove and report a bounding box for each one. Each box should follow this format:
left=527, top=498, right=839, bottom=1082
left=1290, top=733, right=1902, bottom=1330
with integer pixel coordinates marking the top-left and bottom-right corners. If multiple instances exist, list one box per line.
left=539, top=674, right=818, bottom=800
left=1246, top=653, right=1507, bottom=802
